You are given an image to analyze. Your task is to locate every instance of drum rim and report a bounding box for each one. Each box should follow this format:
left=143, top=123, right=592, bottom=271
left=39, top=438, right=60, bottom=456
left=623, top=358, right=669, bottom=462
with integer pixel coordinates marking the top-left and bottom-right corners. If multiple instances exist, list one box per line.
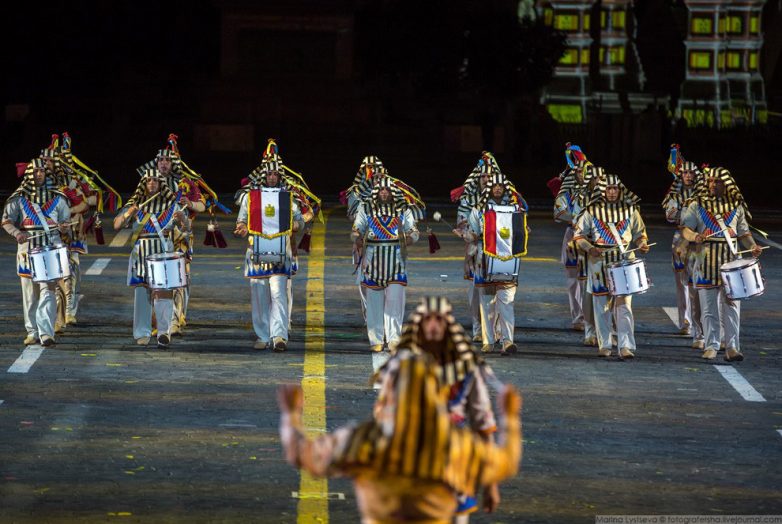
left=29, top=245, right=68, bottom=254
left=147, top=252, right=184, bottom=261
left=720, top=258, right=759, bottom=270
left=608, top=258, right=645, bottom=268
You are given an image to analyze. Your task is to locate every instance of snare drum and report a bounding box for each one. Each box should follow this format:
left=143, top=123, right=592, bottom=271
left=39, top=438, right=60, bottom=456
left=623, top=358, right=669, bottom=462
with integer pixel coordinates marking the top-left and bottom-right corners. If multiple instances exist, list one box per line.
left=720, top=258, right=764, bottom=300
left=252, top=235, right=285, bottom=265
left=29, top=244, right=71, bottom=282
left=484, top=256, right=519, bottom=283
left=608, top=258, right=650, bottom=296
left=145, top=252, right=187, bottom=290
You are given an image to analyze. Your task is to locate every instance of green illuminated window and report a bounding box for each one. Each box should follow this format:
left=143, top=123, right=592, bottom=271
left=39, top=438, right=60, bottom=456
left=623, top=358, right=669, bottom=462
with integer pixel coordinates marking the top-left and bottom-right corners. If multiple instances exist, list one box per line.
left=612, top=11, right=626, bottom=29
left=609, top=46, right=625, bottom=64
left=749, top=52, right=758, bottom=70
left=559, top=49, right=579, bottom=65
left=544, top=8, right=553, bottom=26
left=749, top=16, right=760, bottom=34
left=583, top=14, right=590, bottom=30
left=689, top=51, right=712, bottom=69
left=727, top=15, right=743, bottom=34
left=718, top=52, right=725, bottom=69
left=691, top=17, right=713, bottom=34
left=581, top=48, right=590, bottom=64
left=727, top=52, right=741, bottom=69
left=554, top=14, right=579, bottom=31
left=547, top=104, right=583, bottom=124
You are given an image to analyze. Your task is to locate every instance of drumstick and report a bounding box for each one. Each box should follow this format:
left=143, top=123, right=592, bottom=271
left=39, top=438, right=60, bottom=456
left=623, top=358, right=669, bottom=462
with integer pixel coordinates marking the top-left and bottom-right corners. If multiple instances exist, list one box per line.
left=735, top=246, right=769, bottom=256
left=623, top=242, right=657, bottom=254
left=432, top=211, right=455, bottom=230
left=24, top=221, right=81, bottom=239
left=703, top=228, right=728, bottom=239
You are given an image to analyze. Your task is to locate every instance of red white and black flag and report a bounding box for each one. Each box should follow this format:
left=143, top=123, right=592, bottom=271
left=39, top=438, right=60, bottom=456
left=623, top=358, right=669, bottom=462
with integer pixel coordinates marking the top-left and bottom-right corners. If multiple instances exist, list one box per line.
left=247, top=188, right=293, bottom=238
left=483, top=206, right=527, bottom=259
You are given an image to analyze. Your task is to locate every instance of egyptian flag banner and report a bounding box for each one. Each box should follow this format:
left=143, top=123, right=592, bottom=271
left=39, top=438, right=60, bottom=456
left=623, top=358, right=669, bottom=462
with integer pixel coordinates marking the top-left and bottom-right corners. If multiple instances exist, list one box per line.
left=247, top=188, right=293, bottom=238
left=483, top=205, right=527, bottom=260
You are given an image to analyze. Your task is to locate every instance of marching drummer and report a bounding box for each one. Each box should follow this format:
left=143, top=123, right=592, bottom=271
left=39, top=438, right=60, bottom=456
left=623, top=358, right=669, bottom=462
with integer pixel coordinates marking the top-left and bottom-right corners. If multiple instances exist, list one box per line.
left=2, top=159, right=71, bottom=346
left=114, top=169, right=190, bottom=348
left=465, top=171, right=529, bottom=356
left=680, top=167, right=762, bottom=362
left=574, top=174, right=649, bottom=359
left=234, top=156, right=304, bottom=352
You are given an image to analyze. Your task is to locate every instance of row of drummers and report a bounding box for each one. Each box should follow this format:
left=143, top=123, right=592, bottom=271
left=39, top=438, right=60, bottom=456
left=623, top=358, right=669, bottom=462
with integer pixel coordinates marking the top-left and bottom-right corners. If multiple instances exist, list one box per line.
left=550, top=143, right=765, bottom=362
left=2, top=135, right=323, bottom=349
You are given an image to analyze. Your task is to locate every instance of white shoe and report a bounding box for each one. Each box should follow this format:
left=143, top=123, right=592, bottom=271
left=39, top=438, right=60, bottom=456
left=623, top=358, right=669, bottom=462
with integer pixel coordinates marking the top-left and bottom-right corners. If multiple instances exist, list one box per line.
left=254, top=339, right=269, bottom=350
left=136, top=337, right=151, bottom=346
left=23, top=334, right=38, bottom=345
left=691, top=340, right=705, bottom=350
left=40, top=336, right=55, bottom=347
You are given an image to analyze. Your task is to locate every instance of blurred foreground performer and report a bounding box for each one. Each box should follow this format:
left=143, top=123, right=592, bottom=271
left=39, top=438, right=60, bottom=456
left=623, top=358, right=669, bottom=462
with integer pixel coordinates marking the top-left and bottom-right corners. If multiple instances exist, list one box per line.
left=278, top=350, right=522, bottom=524
left=234, top=156, right=304, bottom=351
left=3, top=159, right=71, bottom=346
left=114, top=170, right=190, bottom=348
left=390, top=297, right=501, bottom=521
left=680, top=167, right=762, bottom=361
left=466, top=171, right=529, bottom=355
left=662, top=145, right=705, bottom=347
left=351, top=177, right=419, bottom=352
left=574, top=174, right=649, bottom=359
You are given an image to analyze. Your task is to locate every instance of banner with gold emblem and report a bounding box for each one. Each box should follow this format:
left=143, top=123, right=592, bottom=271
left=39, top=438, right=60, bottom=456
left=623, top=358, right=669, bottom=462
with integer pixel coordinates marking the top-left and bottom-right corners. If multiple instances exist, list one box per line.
left=483, top=205, right=527, bottom=260
left=247, top=188, right=293, bottom=238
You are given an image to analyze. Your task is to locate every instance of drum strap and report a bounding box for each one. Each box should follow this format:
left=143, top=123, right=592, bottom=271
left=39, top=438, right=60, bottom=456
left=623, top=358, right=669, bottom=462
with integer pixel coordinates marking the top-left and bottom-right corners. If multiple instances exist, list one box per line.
left=30, top=203, right=52, bottom=236
left=715, top=216, right=737, bottom=256
left=149, top=215, right=171, bottom=252
left=606, top=223, right=627, bottom=255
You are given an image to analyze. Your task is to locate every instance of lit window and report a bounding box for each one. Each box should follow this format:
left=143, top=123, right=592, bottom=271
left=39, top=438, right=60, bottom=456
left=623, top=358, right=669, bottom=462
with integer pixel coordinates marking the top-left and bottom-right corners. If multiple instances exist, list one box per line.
left=689, top=51, right=712, bottom=69
left=727, top=52, right=741, bottom=69
left=601, top=10, right=606, bottom=29
left=749, top=52, right=758, bottom=70
left=547, top=104, right=583, bottom=124
left=727, top=15, right=743, bottom=34
left=554, top=14, right=579, bottom=31
left=718, top=52, right=725, bottom=69
left=581, top=48, right=590, bottom=64
left=583, top=13, right=590, bottom=30
left=609, top=46, right=625, bottom=65
left=718, top=16, right=726, bottom=34
left=749, top=16, right=760, bottom=34
left=599, top=47, right=605, bottom=63
left=612, top=10, right=626, bottom=29
left=691, top=17, right=712, bottom=34
left=559, top=49, right=579, bottom=65
left=544, top=8, right=553, bottom=26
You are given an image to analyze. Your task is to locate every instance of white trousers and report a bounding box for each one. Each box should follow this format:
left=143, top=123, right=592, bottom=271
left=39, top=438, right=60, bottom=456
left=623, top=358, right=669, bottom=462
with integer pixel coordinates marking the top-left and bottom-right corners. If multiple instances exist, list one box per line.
left=287, top=277, right=293, bottom=330
left=582, top=280, right=596, bottom=341
left=688, top=285, right=704, bottom=343
left=133, top=286, right=173, bottom=340
left=593, top=294, right=635, bottom=350
left=365, top=284, right=405, bottom=347
left=674, top=269, right=691, bottom=330
left=172, top=282, right=190, bottom=330
left=66, top=252, right=81, bottom=317
left=21, top=277, right=57, bottom=339
left=479, top=285, right=516, bottom=345
left=566, top=267, right=583, bottom=326
left=250, top=275, right=289, bottom=342
left=698, top=287, right=740, bottom=351
left=467, top=278, right=481, bottom=337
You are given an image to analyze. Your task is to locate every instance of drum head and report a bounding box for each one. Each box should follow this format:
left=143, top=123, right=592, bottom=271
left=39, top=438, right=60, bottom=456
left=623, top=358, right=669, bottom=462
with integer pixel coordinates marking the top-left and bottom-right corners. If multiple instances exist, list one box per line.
left=147, top=252, right=183, bottom=262
left=720, top=258, right=756, bottom=271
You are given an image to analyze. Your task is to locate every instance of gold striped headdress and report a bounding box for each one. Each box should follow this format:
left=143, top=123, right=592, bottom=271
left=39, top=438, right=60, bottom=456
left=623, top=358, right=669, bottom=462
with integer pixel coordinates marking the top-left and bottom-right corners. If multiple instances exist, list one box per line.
left=331, top=350, right=503, bottom=496
left=392, top=297, right=477, bottom=387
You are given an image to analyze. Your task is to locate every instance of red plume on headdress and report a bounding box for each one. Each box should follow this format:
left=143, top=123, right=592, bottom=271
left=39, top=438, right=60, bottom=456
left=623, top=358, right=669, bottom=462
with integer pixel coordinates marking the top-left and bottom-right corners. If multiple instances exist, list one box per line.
left=546, top=177, right=563, bottom=197
left=339, top=189, right=349, bottom=205
left=450, top=185, right=466, bottom=202
left=16, top=162, right=27, bottom=177
left=167, top=133, right=179, bottom=155
left=49, top=134, right=59, bottom=150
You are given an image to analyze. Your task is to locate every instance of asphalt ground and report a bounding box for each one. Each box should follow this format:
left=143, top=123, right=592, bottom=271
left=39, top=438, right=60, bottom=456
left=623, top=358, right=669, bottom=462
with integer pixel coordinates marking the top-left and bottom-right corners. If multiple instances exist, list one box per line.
left=1, top=205, right=781, bottom=523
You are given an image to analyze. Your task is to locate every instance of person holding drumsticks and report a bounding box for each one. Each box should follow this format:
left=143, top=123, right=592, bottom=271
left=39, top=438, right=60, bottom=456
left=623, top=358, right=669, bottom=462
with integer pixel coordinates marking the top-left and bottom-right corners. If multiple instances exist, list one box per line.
left=114, top=169, right=190, bottom=348
left=3, top=159, right=71, bottom=346
left=573, top=174, right=649, bottom=359
left=680, top=167, right=762, bottom=362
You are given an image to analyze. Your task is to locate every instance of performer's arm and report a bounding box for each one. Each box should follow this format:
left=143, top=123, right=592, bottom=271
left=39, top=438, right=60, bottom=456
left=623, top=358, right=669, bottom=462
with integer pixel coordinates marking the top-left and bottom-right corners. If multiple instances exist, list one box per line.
left=465, top=208, right=481, bottom=243
left=114, top=205, right=138, bottom=231
left=679, top=203, right=703, bottom=243
left=2, top=200, right=27, bottom=243
left=573, top=212, right=600, bottom=257
left=478, top=386, right=523, bottom=485
left=292, top=202, right=305, bottom=233
left=631, top=211, right=650, bottom=253
left=403, top=210, right=419, bottom=245
left=553, top=193, right=572, bottom=224
left=234, top=196, right=249, bottom=237
left=735, top=208, right=762, bottom=257
left=350, top=207, right=368, bottom=245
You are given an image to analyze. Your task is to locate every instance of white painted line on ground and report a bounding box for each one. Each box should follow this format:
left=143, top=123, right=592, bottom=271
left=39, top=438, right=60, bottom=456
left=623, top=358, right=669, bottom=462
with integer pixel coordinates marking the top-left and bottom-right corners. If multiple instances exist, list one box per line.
left=714, top=366, right=766, bottom=402
left=662, top=307, right=678, bottom=327
left=109, top=229, right=132, bottom=247
left=8, top=347, right=45, bottom=374
left=753, top=232, right=782, bottom=250
left=85, top=257, right=111, bottom=275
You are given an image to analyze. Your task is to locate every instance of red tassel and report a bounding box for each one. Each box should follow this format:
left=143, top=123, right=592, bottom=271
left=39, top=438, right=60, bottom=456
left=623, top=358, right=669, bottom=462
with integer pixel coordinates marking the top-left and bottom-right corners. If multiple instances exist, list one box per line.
left=16, top=162, right=27, bottom=177
left=450, top=186, right=465, bottom=202
left=94, top=223, right=105, bottom=245
left=428, top=231, right=441, bottom=254
left=298, top=232, right=311, bottom=253
left=240, top=177, right=250, bottom=187
left=213, top=227, right=228, bottom=248
left=339, top=189, right=348, bottom=206
left=204, top=222, right=216, bottom=246
left=546, top=176, right=562, bottom=197
left=83, top=215, right=96, bottom=234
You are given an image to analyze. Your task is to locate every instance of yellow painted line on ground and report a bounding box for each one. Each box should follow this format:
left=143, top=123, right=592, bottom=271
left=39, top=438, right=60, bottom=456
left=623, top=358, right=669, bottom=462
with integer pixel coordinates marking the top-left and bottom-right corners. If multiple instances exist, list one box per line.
left=191, top=254, right=557, bottom=262
left=298, top=211, right=331, bottom=523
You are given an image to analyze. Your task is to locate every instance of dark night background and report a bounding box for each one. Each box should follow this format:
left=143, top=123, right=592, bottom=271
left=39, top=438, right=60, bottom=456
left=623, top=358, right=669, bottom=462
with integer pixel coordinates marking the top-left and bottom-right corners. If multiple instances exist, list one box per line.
left=1, top=0, right=780, bottom=207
